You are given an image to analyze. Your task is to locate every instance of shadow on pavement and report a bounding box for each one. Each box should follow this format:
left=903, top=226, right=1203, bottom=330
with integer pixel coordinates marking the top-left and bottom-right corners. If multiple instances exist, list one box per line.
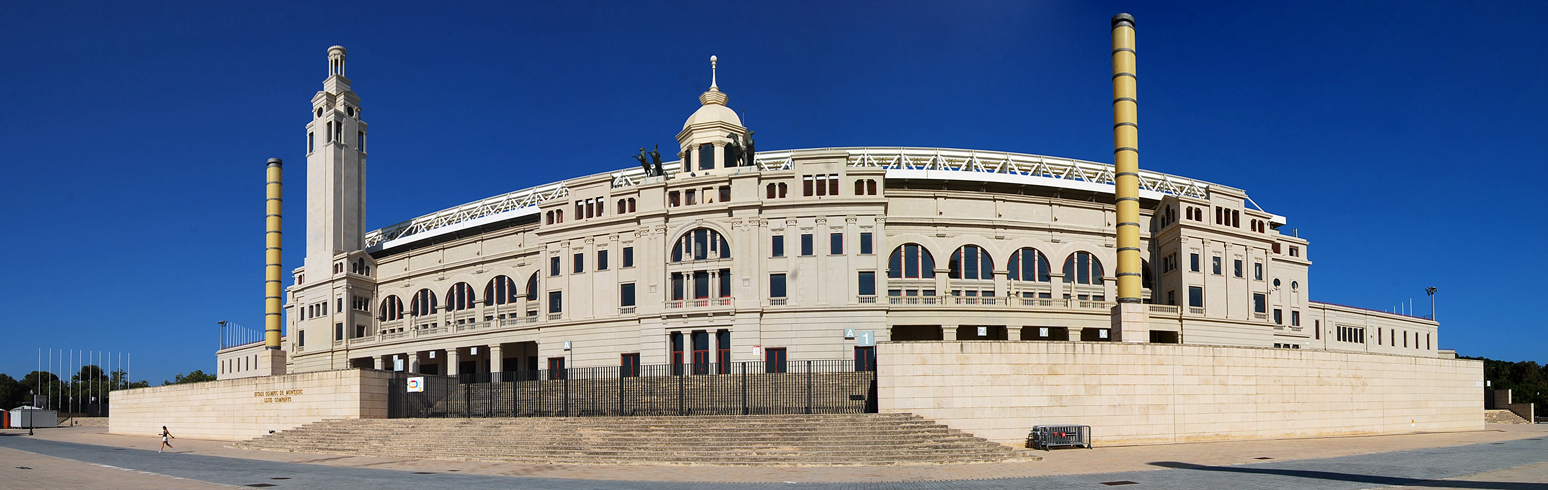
left=1148, top=461, right=1548, bottom=490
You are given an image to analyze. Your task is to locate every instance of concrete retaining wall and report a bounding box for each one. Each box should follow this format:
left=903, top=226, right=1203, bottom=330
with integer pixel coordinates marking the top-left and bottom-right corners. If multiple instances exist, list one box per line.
left=111, top=369, right=391, bottom=441
left=877, top=341, right=1483, bottom=446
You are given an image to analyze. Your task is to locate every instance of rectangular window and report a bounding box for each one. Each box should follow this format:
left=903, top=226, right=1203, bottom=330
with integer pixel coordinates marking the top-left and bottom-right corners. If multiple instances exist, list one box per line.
left=1273, top=309, right=1283, bottom=325
left=548, top=357, right=566, bottom=380
left=829, top=175, right=839, bottom=195
left=691, top=330, right=710, bottom=375
left=699, top=143, right=715, bottom=170
left=358, top=131, right=365, bottom=151
left=830, top=233, right=843, bottom=254
left=858, top=271, right=876, bottom=296
left=801, top=234, right=814, bottom=256
left=335, top=323, right=343, bottom=341
left=669, top=191, right=680, bottom=207
left=1188, top=286, right=1203, bottom=307
left=719, top=185, right=731, bottom=203
left=803, top=176, right=814, bottom=196
left=623, top=247, right=634, bottom=268
left=548, top=291, right=562, bottom=314
left=860, top=232, right=873, bottom=255
left=620, top=283, right=636, bottom=307
left=1190, top=253, right=1200, bottom=272
left=816, top=175, right=828, bottom=196
left=855, top=346, right=876, bottom=372
left=308, top=132, right=314, bottom=153
left=670, top=332, right=684, bottom=375
left=1167, top=290, right=1175, bottom=305
left=693, top=270, right=710, bottom=299
left=597, top=250, right=608, bottom=270
left=772, top=235, right=784, bottom=257
left=671, top=272, right=685, bottom=300
left=718, top=268, right=732, bottom=298
left=770, top=273, right=787, bottom=298
left=1254, top=262, right=1263, bottom=280
left=1212, top=256, right=1222, bottom=275
left=573, top=253, right=584, bottom=273
left=1291, top=310, right=1300, bottom=326
left=1253, top=293, right=1266, bottom=313
left=1234, top=259, right=1242, bottom=278
left=621, top=353, right=640, bottom=377
left=299, top=330, right=305, bottom=347
left=765, top=347, right=787, bottom=373
left=686, top=189, right=696, bottom=205
left=716, top=329, right=731, bottom=374
left=550, top=256, right=560, bottom=276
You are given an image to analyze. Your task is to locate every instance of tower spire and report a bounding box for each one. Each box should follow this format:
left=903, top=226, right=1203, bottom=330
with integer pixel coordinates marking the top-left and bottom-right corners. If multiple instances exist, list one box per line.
left=710, top=55, right=718, bottom=90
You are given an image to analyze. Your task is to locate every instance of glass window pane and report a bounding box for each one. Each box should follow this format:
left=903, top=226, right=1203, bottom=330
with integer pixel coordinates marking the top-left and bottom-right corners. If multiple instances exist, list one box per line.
left=770, top=274, right=787, bottom=298
left=858, top=271, right=875, bottom=296
left=904, top=245, right=918, bottom=278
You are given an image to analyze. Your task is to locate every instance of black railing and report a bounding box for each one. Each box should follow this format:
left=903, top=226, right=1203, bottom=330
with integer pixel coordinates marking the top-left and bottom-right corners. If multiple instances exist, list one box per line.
left=387, top=360, right=876, bottom=418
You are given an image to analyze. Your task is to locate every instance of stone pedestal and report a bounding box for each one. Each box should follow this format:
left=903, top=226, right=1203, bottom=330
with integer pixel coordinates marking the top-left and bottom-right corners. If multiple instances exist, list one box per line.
left=1110, top=303, right=1150, bottom=343
left=257, top=349, right=288, bottom=376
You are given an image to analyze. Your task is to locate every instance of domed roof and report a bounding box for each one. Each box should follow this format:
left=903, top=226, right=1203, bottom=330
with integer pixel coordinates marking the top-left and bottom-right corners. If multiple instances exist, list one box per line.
left=683, top=96, right=742, bottom=129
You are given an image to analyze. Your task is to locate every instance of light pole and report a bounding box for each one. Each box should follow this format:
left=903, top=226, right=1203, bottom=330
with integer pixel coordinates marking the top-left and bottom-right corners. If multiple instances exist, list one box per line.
left=1425, top=287, right=1438, bottom=321
left=27, top=390, right=34, bottom=436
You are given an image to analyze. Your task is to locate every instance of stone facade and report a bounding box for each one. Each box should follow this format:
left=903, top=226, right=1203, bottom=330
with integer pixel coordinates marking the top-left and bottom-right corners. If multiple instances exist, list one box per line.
left=112, top=369, right=391, bottom=441
left=237, top=48, right=1443, bottom=387
left=878, top=341, right=1483, bottom=446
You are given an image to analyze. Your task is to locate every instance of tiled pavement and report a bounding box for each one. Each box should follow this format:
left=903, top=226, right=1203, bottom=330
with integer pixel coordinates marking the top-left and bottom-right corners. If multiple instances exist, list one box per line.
left=1, top=424, right=1544, bottom=489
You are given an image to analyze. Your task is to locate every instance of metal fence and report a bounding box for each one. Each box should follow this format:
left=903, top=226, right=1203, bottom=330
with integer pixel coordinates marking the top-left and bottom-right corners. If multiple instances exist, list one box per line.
left=387, top=360, right=876, bottom=418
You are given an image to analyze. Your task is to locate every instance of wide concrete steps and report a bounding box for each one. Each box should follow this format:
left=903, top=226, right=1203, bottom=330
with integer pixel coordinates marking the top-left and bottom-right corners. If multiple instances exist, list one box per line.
left=235, top=413, right=1039, bottom=466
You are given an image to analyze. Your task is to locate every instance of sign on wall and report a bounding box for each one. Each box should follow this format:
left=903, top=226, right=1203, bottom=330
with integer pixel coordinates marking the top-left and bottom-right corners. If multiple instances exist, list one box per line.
left=858, top=331, right=875, bottom=347
left=406, top=377, right=424, bottom=393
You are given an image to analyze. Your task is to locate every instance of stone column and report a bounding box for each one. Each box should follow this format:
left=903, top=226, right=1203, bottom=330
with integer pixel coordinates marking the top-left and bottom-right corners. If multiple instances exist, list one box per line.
left=489, top=345, right=503, bottom=376
left=407, top=352, right=420, bottom=374
left=373, top=356, right=384, bottom=370
left=446, top=349, right=460, bottom=376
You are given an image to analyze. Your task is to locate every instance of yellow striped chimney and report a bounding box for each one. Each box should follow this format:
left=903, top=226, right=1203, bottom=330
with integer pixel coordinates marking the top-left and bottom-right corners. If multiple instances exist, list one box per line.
left=1110, top=13, right=1150, bottom=341
left=265, top=158, right=283, bottom=349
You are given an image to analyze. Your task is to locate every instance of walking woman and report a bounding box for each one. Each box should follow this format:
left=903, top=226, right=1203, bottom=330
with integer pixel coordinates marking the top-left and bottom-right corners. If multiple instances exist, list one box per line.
left=159, top=426, right=175, bottom=453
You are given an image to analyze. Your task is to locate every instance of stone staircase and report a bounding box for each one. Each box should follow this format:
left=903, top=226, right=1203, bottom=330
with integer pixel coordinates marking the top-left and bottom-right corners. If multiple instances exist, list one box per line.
left=234, top=413, right=1039, bottom=466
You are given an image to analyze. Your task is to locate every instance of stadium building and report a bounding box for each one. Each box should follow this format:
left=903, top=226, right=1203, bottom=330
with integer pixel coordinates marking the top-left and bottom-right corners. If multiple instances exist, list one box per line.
left=218, top=45, right=1442, bottom=381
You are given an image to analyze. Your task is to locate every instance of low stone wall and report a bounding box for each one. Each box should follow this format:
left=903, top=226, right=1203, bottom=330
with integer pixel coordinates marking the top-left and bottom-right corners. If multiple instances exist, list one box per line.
left=878, top=341, right=1483, bottom=446
left=111, top=369, right=391, bottom=441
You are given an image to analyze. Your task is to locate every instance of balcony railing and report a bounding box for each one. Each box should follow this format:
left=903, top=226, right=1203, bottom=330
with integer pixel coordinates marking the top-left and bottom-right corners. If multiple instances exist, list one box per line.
left=1148, top=305, right=1179, bottom=314
left=1254, top=312, right=1267, bottom=320
left=547, top=313, right=563, bottom=320
left=352, top=335, right=378, bottom=345
left=666, top=297, right=735, bottom=309
left=619, top=306, right=636, bottom=315
left=768, top=298, right=788, bottom=306
left=501, top=317, right=538, bottom=326
left=857, top=295, right=877, bottom=304
left=1189, top=307, right=1206, bottom=315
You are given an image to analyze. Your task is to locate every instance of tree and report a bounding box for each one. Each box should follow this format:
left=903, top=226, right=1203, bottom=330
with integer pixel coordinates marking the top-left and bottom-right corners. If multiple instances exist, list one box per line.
left=162, top=370, right=217, bottom=385
left=1464, top=355, right=1548, bottom=418
left=0, top=374, right=22, bottom=410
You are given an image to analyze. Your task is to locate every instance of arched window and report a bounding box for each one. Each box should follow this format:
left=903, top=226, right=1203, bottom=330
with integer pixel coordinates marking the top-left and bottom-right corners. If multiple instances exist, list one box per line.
left=526, top=272, right=539, bottom=301
left=1142, top=259, right=1154, bottom=290
left=617, top=199, right=627, bottom=215
left=948, top=245, right=994, bottom=280
left=887, top=244, right=936, bottom=279
left=855, top=180, right=865, bottom=196
left=1007, top=247, right=1051, bottom=282
left=1062, top=252, right=1104, bottom=285
left=671, top=228, right=730, bottom=262
left=484, top=275, right=519, bottom=306
left=378, top=296, right=404, bottom=321
left=410, top=289, right=437, bottom=316
left=445, top=282, right=476, bottom=311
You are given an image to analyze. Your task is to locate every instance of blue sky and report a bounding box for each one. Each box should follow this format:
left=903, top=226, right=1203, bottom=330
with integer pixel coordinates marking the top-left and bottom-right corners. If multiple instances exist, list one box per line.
left=2, top=1, right=1543, bottom=383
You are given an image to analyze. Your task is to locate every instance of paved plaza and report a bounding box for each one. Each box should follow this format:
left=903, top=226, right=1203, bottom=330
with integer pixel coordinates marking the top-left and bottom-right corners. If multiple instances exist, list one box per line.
left=1, top=424, right=1545, bottom=489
